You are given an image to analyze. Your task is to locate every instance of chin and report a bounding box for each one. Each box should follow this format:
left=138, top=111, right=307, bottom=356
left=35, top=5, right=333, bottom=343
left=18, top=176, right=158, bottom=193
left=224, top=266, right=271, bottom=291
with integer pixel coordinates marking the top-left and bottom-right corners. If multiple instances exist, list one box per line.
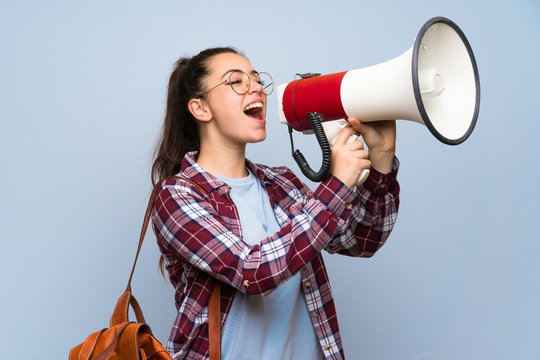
left=249, top=131, right=267, bottom=143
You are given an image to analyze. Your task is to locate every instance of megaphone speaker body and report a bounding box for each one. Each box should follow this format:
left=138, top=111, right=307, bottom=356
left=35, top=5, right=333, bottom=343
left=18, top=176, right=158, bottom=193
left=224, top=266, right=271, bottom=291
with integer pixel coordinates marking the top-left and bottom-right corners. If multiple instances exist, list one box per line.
left=278, top=17, right=480, bottom=145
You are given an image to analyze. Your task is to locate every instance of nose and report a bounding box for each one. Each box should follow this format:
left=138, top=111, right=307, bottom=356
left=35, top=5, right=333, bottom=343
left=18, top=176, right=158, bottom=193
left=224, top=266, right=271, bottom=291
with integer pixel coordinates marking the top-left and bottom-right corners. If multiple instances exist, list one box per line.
left=248, top=75, right=264, bottom=94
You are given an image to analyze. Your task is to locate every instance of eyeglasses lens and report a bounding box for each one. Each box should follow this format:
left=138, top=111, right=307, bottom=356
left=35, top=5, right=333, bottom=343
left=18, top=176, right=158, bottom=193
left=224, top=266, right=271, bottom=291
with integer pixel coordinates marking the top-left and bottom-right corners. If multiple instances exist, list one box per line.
left=228, top=71, right=274, bottom=95
left=258, top=72, right=274, bottom=95
left=228, top=71, right=249, bottom=95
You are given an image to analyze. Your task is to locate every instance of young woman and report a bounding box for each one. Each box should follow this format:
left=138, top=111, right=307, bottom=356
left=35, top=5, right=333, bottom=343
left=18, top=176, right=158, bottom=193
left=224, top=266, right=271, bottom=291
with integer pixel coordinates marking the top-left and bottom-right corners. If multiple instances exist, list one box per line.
left=151, top=47, right=400, bottom=360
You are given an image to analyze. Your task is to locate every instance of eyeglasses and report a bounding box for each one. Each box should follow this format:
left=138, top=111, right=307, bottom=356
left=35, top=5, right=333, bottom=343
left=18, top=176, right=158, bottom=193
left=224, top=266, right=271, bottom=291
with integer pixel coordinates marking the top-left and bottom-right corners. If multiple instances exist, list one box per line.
left=202, top=70, right=274, bottom=96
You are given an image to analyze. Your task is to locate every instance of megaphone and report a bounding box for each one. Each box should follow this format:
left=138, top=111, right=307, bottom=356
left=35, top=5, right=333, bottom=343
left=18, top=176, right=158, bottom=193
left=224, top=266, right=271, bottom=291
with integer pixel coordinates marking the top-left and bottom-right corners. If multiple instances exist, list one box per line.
left=277, top=17, right=480, bottom=184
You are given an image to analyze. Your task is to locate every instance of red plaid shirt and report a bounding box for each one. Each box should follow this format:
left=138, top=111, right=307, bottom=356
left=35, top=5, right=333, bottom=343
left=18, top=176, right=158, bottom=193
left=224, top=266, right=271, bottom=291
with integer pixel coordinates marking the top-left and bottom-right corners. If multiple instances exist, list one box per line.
left=152, top=152, right=400, bottom=360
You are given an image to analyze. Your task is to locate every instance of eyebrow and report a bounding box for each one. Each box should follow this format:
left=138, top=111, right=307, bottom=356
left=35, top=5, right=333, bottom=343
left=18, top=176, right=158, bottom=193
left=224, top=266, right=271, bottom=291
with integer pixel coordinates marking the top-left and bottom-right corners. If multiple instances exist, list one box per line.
left=220, top=69, right=259, bottom=79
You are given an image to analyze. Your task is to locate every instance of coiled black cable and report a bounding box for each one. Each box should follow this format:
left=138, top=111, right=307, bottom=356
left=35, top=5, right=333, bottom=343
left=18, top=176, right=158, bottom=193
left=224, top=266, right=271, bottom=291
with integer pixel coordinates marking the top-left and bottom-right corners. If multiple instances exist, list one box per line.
left=292, top=112, right=332, bottom=182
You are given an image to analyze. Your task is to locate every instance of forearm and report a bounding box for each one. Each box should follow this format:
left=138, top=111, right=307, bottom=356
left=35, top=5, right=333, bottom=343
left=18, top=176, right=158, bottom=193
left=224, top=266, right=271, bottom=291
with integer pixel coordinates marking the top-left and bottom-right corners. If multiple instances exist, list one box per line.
left=153, top=176, right=358, bottom=295
left=325, top=157, right=400, bottom=256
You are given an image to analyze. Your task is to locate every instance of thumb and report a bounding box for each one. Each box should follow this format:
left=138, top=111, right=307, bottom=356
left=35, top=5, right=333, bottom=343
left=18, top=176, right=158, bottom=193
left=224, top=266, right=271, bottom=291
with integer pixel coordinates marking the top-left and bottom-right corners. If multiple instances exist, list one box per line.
left=333, top=124, right=355, bottom=146
left=348, top=117, right=371, bottom=138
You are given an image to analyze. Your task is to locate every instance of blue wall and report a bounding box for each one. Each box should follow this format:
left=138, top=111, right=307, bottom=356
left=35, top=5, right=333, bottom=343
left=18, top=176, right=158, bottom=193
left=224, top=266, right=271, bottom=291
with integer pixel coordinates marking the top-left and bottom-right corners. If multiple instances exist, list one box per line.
left=1, top=1, right=538, bottom=359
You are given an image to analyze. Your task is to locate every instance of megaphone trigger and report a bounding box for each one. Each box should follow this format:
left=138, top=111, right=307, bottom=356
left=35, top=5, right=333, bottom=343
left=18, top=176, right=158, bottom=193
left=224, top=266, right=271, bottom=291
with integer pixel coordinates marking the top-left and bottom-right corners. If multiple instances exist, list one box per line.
left=321, top=120, right=351, bottom=146
left=321, top=120, right=371, bottom=186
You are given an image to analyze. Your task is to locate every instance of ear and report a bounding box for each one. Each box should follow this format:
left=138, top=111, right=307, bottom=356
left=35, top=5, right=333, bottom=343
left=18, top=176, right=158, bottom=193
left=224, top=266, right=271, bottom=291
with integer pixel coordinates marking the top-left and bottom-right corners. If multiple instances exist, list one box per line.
left=188, top=98, right=212, bottom=122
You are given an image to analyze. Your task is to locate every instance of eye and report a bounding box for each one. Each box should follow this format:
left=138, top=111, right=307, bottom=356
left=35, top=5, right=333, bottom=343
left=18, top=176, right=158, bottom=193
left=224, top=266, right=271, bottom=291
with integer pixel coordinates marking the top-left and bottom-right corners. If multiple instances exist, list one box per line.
left=252, top=74, right=263, bottom=85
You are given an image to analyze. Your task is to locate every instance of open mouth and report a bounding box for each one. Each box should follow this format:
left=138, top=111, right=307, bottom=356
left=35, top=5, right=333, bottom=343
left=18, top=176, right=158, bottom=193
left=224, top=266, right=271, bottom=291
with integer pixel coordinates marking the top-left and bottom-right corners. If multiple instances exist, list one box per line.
left=243, top=102, right=265, bottom=121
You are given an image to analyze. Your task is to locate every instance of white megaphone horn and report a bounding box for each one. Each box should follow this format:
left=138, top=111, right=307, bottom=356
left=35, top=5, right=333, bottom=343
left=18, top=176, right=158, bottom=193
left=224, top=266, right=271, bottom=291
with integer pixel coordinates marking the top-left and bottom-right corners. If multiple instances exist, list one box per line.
left=277, top=17, right=480, bottom=184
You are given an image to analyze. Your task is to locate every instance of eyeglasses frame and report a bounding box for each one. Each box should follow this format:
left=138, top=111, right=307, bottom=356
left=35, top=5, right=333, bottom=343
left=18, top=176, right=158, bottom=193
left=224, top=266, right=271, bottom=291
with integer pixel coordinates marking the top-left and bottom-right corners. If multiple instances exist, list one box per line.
left=201, top=70, right=274, bottom=97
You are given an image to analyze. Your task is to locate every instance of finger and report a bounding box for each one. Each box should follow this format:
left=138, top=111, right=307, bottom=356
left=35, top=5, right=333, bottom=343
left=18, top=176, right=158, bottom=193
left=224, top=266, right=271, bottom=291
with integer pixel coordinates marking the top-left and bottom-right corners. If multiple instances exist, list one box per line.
left=346, top=137, right=365, bottom=150
left=359, top=159, right=372, bottom=170
left=347, top=117, right=366, bottom=132
left=353, top=158, right=372, bottom=172
left=351, top=120, right=371, bottom=138
left=347, top=116, right=360, bottom=126
left=334, top=125, right=356, bottom=146
left=354, top=149, right=370, bottom=160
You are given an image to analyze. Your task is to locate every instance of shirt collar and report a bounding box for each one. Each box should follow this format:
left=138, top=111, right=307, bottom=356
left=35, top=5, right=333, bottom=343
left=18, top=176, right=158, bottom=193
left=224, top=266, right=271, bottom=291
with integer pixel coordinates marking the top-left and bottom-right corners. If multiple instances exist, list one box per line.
left=179, top=152, right=270, bottom=194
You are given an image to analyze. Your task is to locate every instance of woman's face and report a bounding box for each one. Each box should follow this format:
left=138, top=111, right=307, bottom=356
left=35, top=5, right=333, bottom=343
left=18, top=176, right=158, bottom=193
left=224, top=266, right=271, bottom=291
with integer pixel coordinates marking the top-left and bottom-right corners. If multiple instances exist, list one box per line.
left=201, top=53, right=268, bottom=147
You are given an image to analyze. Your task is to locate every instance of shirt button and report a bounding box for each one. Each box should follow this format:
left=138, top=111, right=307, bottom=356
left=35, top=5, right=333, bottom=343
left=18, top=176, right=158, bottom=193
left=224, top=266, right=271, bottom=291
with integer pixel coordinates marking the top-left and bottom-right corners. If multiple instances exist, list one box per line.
left=345, top=203, right=353, bottom=210
left=324, top=345, right=331, bottom=351
left=379, top=183, right=386, bottom=189
left=312, top=311, right=319, bottom=317
left=242, top=280, right=250, bottom=288
left=304, top=281, right=311, bottom=289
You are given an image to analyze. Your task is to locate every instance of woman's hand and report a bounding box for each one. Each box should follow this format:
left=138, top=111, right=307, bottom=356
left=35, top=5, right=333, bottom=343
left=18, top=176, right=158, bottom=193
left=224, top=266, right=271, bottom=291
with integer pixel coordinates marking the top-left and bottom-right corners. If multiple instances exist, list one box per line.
left=348, top=117, right=396, bottom=174
left=330, top=125, right=371, bottom=189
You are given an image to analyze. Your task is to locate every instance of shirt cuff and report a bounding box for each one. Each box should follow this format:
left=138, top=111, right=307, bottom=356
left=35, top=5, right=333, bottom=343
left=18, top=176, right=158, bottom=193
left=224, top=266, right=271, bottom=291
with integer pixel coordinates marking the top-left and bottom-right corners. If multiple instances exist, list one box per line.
left=313, top=174, right=361, bottom=221
left=361, top=156, right=400, bottom=196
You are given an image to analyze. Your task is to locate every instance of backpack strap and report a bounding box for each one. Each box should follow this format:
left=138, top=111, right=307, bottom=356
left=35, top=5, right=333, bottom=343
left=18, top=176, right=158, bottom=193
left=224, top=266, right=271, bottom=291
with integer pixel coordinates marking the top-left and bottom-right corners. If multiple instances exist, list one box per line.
left=119, top=176, right=222, bottom=360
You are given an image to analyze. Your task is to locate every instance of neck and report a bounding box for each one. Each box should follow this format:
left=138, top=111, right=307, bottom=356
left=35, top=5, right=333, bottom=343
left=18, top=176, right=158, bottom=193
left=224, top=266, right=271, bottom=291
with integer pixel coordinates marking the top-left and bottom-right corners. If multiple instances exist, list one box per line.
left=197, top=140, right=248, bottom=178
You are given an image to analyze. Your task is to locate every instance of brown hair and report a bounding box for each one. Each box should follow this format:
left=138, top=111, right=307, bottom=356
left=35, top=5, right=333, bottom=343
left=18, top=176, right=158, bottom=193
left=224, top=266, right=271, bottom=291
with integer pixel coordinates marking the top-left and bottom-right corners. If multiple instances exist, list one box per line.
left=151, top=47, right=240, bottom=186
left=152, top=47, right=240, bottom=276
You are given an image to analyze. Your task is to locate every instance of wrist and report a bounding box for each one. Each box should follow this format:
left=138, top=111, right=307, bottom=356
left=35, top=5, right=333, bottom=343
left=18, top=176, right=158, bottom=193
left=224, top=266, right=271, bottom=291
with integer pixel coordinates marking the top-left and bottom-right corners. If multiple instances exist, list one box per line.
left=369, top=150, right=395, bottom=174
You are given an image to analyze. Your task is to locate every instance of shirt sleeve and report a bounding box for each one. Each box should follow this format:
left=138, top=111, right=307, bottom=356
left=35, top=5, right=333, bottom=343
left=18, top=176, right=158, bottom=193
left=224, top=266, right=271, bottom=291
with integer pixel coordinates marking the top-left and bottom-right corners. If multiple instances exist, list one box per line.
left=324, top=156, right=400, bottom=257
left=152, top=177, right=359, bottom=297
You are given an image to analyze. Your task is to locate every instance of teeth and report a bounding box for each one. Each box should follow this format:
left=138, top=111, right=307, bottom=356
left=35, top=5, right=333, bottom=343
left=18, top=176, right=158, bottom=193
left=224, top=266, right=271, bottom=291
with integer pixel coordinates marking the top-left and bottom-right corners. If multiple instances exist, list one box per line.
left=244, top=102, right=263, bottom=111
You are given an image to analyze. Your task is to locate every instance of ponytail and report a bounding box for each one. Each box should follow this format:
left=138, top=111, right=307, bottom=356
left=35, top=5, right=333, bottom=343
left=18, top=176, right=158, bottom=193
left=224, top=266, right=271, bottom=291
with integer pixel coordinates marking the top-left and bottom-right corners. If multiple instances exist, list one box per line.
left=151, top=47, right=240, bottom=185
